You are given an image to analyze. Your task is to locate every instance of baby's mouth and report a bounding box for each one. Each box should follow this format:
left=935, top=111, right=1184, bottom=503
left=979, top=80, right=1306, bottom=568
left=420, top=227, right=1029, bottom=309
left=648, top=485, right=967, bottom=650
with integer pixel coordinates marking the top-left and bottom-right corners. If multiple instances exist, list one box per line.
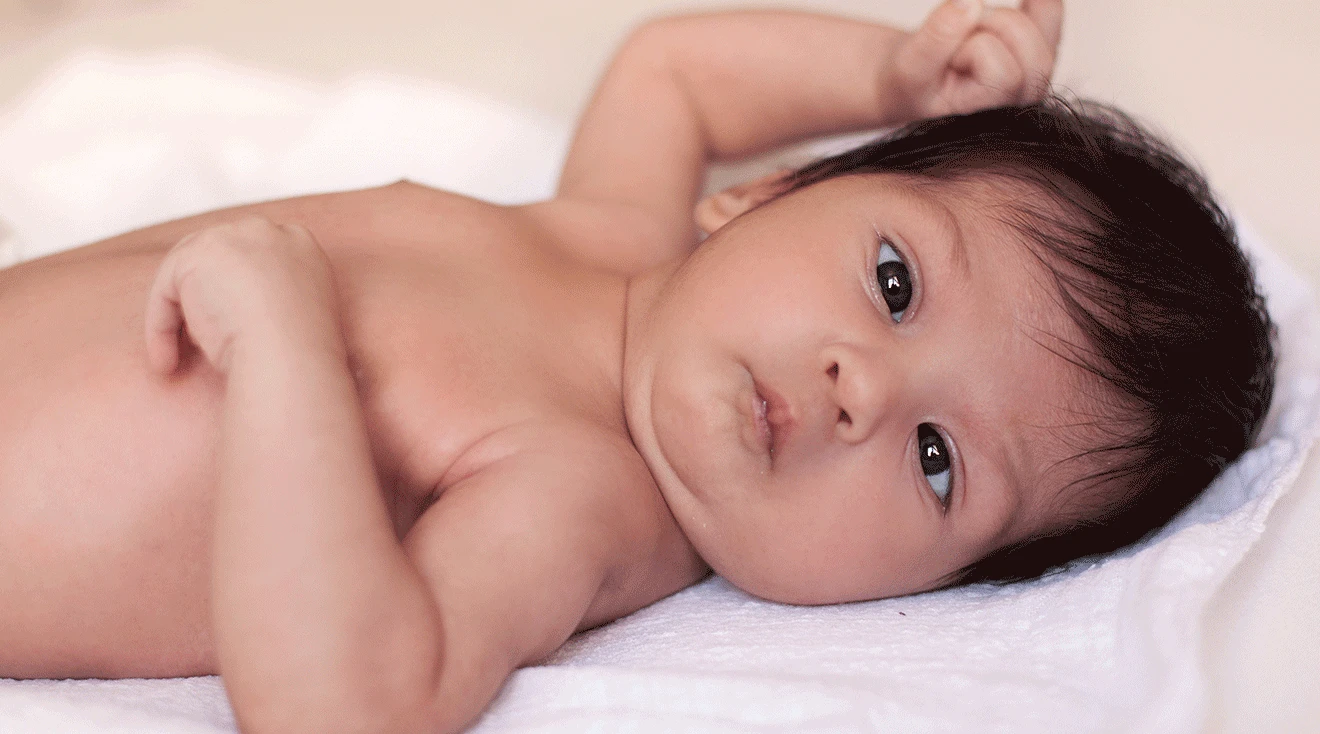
left=740, top=365, right=792, bottom=465
left=751, top=380, right=793, bottom=463
left=740, top=376, right=774, bottom=464
left=753, top=387, right=773, bottom=457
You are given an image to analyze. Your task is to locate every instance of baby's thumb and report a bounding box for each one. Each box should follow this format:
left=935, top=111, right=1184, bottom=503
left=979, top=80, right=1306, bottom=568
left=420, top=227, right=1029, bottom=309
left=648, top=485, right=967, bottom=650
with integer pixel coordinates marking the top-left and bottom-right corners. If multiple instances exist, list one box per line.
left=143, top=264, right=184, bottom=376
left=899, top=0, right=984, bottom=85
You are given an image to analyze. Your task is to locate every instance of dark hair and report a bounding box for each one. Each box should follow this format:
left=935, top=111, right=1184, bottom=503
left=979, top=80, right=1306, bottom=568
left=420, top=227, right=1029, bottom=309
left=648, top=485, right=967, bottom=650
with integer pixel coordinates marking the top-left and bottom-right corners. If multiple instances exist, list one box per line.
left=783, top=96, right=1276, bottom=583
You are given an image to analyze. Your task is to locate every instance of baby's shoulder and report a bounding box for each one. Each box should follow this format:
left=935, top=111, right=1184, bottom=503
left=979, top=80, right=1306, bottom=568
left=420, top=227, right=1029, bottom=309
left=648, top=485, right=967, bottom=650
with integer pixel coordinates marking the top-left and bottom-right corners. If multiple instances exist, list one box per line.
left=435, top=419, right=700, bottom=626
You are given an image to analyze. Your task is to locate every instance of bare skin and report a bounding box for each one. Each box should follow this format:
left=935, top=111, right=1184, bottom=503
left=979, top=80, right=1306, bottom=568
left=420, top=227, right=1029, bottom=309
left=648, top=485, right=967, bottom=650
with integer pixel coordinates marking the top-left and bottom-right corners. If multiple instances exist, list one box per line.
left=0, top=183, right=700, bottom=681
left=0, top=2, right=1065, bottom=733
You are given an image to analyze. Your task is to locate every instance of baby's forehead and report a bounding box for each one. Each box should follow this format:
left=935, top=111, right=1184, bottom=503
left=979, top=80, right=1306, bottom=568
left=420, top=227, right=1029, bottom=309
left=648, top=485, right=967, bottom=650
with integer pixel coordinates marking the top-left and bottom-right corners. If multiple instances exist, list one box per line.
left=1004, top=375, right=1128, bottom=534
left=988, top=309, right=1149, bottom=552
left=964, top=338, right=1107, bottom=543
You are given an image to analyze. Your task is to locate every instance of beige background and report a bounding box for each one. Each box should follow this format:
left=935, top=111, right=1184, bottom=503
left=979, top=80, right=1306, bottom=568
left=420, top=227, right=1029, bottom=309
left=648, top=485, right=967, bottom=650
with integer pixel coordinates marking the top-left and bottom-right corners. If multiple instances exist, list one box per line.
left=2, top=1, right=1318, bottom=731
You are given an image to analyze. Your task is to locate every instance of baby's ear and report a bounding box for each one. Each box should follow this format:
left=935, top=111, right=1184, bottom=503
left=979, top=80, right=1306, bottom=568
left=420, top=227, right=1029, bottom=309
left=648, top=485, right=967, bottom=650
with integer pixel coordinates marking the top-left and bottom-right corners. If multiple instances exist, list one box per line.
left=695, top=169, right=792, bottom=235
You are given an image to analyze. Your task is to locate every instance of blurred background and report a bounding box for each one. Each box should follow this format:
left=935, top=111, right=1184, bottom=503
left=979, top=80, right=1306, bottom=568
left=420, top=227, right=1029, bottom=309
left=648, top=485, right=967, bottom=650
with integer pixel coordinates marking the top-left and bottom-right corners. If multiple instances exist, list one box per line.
left=2, top=1, right=1317, bottom=731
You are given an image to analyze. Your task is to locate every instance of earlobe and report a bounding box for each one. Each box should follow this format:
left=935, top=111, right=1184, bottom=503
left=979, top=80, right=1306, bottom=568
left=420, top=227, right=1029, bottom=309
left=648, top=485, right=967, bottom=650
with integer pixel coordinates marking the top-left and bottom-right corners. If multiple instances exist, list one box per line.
left=694, top=170, right=792, bottom=235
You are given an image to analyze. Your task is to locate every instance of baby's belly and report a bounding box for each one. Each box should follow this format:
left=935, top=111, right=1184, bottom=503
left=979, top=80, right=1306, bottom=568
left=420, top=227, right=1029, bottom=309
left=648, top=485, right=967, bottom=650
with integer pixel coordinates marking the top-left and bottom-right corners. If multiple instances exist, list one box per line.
left=0, top=250, right=225, bottom=678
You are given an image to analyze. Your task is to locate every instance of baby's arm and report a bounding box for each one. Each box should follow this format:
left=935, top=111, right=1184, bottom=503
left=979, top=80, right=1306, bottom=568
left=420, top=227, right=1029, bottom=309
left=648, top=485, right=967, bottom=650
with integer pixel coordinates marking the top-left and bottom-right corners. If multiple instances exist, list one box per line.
left=143, top=219, right=622, bottom=734
left=556, top=0, right=1062, bottom=253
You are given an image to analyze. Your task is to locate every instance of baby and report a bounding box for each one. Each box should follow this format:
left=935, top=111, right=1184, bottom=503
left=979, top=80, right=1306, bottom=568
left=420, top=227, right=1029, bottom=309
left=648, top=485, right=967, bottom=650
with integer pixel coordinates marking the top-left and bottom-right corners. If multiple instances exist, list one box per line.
left=0, top=0, right=1275, bottom=732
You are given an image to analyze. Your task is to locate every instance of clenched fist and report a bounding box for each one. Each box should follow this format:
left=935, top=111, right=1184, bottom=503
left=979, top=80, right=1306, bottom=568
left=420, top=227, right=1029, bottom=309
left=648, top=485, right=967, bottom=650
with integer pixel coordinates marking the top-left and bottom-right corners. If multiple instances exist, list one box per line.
left=144, top=216, right=343, bottom=376
left=884, top=0, right=1064, bottom=120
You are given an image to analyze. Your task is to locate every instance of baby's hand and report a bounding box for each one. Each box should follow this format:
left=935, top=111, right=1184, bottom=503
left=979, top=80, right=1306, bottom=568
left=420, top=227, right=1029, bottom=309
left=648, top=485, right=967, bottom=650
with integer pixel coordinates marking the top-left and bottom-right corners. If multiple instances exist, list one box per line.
left=885, top=0, right=1063, bottom=120
left=144, top=216, right=342, bottom=376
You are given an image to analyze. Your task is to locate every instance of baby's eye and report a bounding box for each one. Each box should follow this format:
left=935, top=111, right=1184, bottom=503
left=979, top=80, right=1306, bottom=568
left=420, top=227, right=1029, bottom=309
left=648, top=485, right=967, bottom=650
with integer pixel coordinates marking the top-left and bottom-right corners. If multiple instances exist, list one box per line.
left=876, top=240, right=912, bottom=322
left=917, top=423, right=952, bottom=506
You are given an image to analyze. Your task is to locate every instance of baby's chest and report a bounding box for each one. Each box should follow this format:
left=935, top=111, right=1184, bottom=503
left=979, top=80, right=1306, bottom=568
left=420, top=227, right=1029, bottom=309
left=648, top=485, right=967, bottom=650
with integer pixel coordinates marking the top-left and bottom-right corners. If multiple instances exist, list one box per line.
left=332, top=248, right=621, bottom=498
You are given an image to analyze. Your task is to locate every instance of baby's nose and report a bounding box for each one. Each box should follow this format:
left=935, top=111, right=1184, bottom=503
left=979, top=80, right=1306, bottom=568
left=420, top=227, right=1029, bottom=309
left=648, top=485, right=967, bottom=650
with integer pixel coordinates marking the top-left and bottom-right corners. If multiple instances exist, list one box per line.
left=822, top=345, right=896, bottom=445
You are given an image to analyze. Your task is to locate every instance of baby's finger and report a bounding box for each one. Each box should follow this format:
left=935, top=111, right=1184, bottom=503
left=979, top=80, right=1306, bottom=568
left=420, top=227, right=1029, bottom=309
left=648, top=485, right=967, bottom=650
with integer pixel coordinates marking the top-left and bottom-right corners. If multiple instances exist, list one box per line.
left=1022, top=0, right=1063, bottom=52
left=950, top=31, right=1023, bottom=109
left=143, top=259, right=185, bottom=375
left=897, top=0, right=984, bottom=88
left=979, top=7, right=1054, bottom=102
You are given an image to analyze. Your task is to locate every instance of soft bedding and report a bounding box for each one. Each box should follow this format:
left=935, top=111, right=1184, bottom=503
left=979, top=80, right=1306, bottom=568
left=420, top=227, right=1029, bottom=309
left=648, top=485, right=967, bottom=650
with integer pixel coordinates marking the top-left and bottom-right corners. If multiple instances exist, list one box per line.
left=0, top=53, right=1316, bottom=734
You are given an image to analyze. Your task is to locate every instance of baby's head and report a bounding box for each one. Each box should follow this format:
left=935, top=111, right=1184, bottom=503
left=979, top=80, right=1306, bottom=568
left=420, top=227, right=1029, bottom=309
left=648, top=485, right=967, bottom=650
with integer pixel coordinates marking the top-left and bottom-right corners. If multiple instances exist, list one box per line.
left=622, top=96, right=1275, bottom=604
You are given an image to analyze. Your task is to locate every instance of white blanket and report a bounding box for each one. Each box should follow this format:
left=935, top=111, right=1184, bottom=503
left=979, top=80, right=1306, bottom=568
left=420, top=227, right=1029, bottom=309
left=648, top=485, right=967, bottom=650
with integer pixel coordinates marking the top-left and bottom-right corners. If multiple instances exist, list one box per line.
left=1, top=53, right=1316, bottom=734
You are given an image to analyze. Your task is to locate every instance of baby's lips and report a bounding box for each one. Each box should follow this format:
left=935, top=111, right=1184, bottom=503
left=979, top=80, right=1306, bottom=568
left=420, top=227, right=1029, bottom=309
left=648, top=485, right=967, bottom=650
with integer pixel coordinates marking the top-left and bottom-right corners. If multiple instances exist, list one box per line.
left=738, top=382, right=772, bottom=460
left=753, top=387, right=772, bottom=454
left=754, top=380, right=796, bottom=459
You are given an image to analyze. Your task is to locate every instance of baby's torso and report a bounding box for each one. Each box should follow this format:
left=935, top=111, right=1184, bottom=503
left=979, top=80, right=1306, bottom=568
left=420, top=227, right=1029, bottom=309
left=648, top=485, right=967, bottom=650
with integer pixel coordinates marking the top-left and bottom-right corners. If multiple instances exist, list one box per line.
left=0, top=183, right=692, bottom=678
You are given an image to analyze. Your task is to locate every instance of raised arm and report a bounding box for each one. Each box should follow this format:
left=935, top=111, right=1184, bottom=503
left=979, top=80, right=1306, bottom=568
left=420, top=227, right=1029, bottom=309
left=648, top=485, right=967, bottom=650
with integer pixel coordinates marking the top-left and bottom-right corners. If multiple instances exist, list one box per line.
left=556, top=0, right=1062, bottom=252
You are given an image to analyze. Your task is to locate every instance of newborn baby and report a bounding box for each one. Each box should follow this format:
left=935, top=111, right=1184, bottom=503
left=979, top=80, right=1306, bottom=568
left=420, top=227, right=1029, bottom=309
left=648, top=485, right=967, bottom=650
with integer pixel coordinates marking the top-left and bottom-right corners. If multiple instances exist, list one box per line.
left=0, top=1, right=1274, bottom=732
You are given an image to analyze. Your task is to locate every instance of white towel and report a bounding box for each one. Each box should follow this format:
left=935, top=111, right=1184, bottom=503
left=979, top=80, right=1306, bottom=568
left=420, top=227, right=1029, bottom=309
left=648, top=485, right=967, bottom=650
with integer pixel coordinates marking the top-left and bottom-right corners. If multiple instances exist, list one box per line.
left=1, top=52, right=1315, bottom=734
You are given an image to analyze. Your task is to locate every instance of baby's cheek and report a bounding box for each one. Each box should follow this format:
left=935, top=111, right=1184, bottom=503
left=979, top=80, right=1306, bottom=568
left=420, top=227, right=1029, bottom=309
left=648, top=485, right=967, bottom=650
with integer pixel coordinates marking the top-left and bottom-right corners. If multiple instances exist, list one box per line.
left=736, top=497, right=880, bottom=602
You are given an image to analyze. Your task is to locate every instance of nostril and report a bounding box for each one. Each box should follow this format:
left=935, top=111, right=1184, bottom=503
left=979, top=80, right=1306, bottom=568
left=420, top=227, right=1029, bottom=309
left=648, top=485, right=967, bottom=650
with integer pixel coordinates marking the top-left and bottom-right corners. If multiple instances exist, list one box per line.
left=838, top=409, right=851, bottom=426
left=827, top=363, right=839, bottom=380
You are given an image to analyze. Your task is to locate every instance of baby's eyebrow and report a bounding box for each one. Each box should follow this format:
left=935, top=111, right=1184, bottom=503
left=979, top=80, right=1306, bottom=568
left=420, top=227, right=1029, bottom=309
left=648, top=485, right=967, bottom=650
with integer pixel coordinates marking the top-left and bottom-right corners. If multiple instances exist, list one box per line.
left=990, top=395, right=1080, bottom=545
left=951, top=357, right=1038, bottom=537
left=913, top=189, right=970, bottom=282
left=957, top=415, right=1030, bottom=547
left=936, top=198, right=971, bottom=282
